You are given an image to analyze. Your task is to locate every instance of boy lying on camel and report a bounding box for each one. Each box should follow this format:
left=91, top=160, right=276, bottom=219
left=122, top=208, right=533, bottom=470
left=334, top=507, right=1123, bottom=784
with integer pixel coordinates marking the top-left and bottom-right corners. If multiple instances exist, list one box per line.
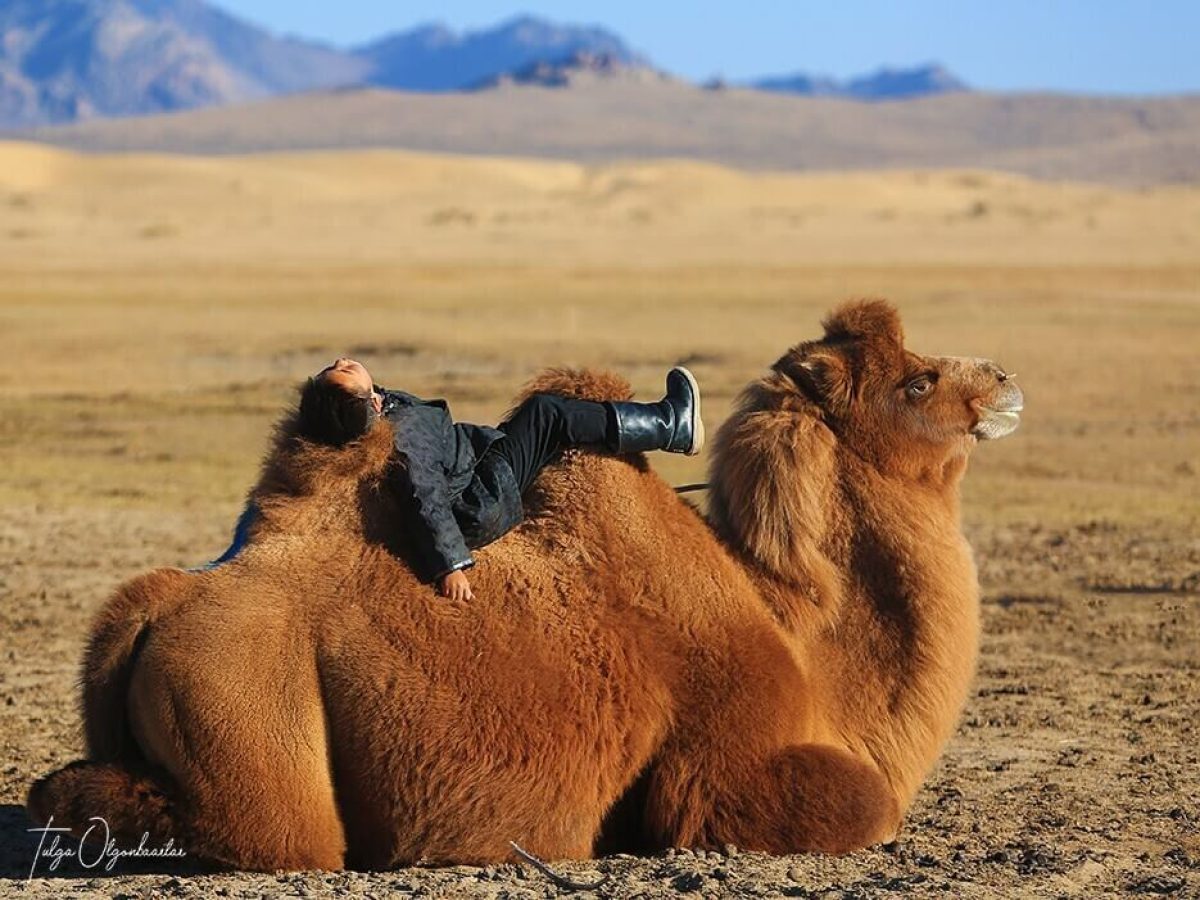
left=294, top=358, right=703, bottom=601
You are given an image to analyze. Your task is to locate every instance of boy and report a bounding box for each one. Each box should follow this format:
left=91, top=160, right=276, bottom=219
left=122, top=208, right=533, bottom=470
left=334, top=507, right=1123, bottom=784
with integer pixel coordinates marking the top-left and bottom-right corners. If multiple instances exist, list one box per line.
left=297, top=358, right=703, bottom=601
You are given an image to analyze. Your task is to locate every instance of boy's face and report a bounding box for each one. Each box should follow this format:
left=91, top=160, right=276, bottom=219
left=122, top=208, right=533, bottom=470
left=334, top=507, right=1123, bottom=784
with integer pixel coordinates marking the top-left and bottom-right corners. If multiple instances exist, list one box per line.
left=316, top=358, right=383, bottom=413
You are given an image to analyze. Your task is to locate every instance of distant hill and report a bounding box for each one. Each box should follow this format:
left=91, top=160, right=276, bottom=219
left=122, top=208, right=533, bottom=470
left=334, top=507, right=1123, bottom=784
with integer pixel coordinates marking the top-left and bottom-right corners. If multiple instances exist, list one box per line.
left=358, top=16, right=645, bottom=92
left=0, top=0, right=366, bottom=126
left=25, top=82, right=1200, bottom=186
left=753, top=63, right=968, bottom=100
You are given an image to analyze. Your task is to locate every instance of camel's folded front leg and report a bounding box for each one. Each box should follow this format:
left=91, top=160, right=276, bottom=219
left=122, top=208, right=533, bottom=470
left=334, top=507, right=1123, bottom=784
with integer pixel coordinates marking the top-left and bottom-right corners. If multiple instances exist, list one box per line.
left=643, top=743, right=901, bottom=855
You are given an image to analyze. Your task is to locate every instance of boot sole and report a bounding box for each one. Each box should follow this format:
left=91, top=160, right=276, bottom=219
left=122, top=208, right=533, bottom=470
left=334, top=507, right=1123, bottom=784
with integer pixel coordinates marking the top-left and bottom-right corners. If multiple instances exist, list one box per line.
left=674, top=365, right=705, bottom=456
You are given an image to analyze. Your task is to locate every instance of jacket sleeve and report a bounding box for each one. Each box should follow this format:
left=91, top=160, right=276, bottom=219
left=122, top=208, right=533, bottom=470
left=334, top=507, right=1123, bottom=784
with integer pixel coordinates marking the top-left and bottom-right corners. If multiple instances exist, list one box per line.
left=390, top=437, right=474, bottom=583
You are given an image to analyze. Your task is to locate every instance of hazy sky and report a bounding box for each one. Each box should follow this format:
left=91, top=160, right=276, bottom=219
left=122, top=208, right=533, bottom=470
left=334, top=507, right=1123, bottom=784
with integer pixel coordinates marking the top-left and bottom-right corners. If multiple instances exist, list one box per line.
left=218, top=1, right=1198, bottom=94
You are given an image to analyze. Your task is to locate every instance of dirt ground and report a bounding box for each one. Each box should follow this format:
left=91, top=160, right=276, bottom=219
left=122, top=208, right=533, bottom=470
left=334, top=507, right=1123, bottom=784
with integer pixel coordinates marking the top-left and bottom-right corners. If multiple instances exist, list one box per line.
left=2, top=509, right=1197, bottom=898
left=0, top=144, right=1197, bottom=897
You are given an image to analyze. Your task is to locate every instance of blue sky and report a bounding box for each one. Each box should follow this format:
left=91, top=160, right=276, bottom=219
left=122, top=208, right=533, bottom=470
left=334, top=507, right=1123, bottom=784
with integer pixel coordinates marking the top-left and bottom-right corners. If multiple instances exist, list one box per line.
left=220, top=1, right=1198, bottom=94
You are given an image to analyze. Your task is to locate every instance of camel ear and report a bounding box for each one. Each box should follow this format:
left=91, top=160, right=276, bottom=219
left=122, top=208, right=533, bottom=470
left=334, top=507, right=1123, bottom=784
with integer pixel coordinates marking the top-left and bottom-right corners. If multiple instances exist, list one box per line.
left=786, top=349, right=852, bottom=415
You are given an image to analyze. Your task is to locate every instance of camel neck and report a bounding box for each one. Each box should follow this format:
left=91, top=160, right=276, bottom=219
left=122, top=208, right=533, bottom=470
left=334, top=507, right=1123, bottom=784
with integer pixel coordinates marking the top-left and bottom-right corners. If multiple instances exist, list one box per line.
left=815, top=461, right=979, bottom=803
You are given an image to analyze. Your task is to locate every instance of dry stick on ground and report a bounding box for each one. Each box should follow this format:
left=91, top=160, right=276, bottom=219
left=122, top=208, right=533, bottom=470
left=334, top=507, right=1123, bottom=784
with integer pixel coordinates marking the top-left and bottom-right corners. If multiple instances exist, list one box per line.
left=508, top=841, right=610, bottom=892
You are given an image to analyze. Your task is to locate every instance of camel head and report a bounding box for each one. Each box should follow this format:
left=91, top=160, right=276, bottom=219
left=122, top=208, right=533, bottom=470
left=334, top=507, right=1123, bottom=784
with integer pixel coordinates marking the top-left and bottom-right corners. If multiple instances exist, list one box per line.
left=708, top=299, right=1023, bottom=590
left=774, top=298, right=1023, bottom=478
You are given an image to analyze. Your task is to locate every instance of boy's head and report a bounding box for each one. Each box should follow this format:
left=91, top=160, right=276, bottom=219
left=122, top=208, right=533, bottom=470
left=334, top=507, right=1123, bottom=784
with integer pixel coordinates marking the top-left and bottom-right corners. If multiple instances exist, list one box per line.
left=298, top=358, right=383, bottom=446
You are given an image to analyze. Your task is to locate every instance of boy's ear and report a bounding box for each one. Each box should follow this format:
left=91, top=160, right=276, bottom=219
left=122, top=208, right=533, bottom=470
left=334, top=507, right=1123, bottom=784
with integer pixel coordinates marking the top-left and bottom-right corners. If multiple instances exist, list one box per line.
left=780, top=348, right=852, bottom=415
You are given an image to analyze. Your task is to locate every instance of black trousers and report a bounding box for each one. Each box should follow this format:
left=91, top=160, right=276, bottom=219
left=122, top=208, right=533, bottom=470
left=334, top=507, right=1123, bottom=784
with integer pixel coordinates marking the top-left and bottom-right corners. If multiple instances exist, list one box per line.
left=486, top=394, right=613, bottom=494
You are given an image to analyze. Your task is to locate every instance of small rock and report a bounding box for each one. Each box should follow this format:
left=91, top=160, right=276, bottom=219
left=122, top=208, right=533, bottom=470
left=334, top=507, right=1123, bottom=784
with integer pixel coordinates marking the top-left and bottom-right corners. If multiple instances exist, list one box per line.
left=671, top=871, right=704, bottom=892
left=1127, top=874, right=1185, bottom=894
left=1163, top=847, right=1192, bottom=868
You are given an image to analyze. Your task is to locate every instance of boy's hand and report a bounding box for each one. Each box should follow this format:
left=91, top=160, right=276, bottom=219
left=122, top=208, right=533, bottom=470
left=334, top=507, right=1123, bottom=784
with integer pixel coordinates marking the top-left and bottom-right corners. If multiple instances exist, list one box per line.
left=439, top=569, right=474, bottom=601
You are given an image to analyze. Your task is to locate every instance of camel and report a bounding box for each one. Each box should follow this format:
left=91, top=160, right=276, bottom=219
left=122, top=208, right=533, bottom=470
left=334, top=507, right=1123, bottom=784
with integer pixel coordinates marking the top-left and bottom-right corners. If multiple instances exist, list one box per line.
left=28, top=299, right=1023, bottom=870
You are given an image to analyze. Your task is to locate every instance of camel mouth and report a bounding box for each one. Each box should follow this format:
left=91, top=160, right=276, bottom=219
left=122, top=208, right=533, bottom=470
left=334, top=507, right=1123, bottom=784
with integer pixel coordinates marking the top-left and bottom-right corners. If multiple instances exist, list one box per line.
left=972, top=405, right=1022, bottom=440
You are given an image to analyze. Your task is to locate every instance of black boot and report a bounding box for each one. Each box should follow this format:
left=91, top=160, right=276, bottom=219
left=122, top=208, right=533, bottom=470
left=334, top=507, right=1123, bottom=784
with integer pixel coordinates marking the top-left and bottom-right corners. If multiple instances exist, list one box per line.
left=607, top=366, right=704, bottom=456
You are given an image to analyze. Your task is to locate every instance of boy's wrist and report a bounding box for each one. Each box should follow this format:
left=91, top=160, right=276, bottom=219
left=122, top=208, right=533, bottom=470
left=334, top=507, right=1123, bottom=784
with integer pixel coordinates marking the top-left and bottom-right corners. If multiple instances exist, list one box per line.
left=436, top=558, right=474, bottom=581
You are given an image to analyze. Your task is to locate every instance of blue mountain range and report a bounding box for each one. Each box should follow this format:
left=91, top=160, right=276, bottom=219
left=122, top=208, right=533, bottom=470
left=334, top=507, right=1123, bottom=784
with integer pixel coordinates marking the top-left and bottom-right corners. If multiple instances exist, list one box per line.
left=0, top=0, right=967, bottom=126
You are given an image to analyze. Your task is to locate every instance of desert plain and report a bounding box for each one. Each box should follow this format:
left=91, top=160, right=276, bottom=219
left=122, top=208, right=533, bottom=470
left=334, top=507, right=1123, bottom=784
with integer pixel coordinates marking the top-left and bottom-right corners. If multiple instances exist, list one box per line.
left=0, top=141, right=1197, bottom=897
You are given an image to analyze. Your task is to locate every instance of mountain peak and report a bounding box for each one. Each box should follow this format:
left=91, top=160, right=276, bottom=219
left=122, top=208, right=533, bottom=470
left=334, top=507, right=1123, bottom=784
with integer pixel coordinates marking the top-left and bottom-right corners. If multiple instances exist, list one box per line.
left=474, top=49, right=671, bottom=90
left=359, top=15, right=643, bottom=92
left=753, top=62, right=968, bottom=100
left=0, top=0, right=363, bottom=125
left=845, top=62, right=968, bottom=99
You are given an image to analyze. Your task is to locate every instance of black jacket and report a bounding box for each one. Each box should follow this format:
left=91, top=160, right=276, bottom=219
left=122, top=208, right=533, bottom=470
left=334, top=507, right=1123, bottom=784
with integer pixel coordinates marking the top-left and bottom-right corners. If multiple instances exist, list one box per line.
left=379, top=388, right=522, bottom=582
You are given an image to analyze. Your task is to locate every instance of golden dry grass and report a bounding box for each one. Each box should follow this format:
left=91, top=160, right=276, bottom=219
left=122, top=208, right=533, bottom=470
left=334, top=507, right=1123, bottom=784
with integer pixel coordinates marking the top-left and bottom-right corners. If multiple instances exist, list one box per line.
left=0, top=141, right=1197, bottom=539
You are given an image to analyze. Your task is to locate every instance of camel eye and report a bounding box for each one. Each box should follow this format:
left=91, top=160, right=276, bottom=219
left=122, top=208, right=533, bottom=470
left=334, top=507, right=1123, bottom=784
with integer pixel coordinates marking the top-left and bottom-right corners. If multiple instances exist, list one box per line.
left=906, top=375, right=934, bottom=399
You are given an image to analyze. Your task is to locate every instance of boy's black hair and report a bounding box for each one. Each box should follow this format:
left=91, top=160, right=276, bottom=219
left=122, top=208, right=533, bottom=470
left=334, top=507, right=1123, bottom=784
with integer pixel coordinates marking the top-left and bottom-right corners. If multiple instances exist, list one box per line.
left=297, top=377, right=377, bottom=446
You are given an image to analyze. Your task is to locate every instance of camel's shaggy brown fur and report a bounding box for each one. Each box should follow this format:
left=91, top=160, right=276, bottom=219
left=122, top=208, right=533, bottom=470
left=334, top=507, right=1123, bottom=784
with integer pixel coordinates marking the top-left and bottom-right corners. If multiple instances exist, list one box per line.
left=28, top=300, right=1022, bottom=870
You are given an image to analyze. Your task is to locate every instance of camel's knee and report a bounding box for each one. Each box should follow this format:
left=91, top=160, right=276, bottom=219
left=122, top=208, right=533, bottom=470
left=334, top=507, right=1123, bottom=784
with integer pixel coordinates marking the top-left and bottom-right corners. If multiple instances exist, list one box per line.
left=761, top=745, right=900, bottom=853
left=661, top=744, right=899, bottom=855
